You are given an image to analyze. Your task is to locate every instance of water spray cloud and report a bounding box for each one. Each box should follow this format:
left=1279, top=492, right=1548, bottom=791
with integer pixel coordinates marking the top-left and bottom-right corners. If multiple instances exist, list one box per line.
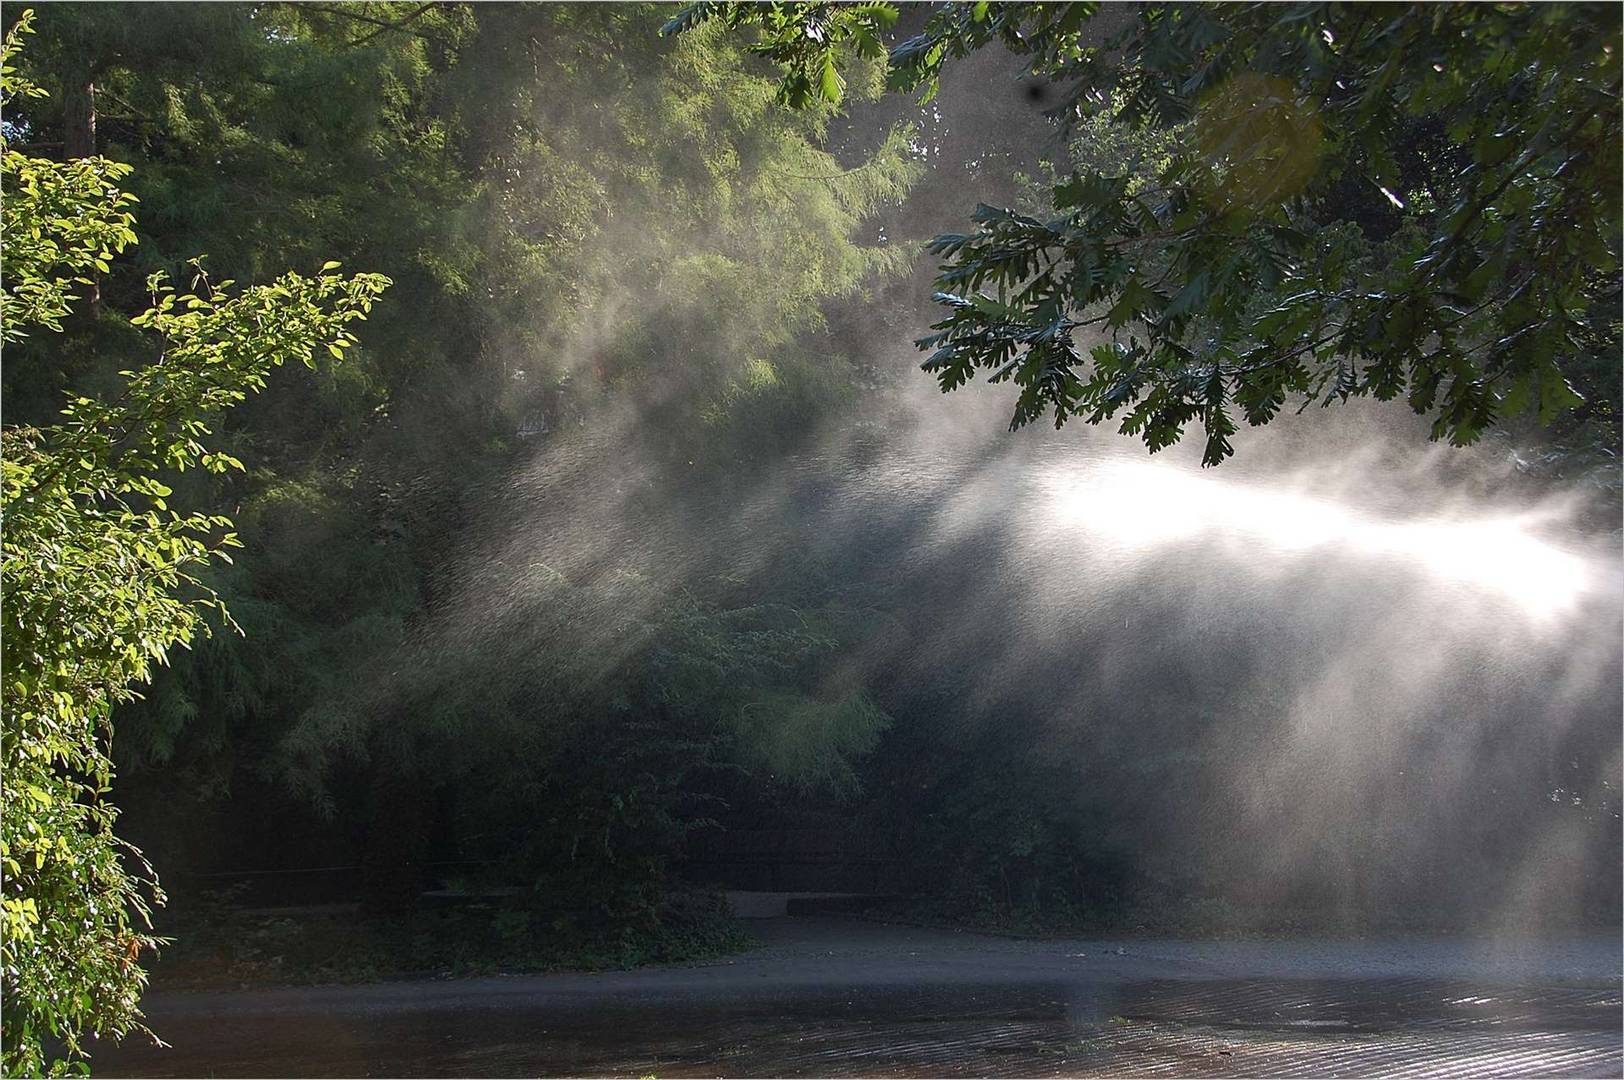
left=1043, top=459, right=1596, bottom=620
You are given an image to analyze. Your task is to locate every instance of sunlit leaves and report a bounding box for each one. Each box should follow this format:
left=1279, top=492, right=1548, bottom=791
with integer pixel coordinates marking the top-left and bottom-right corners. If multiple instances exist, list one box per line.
left=0, top=14, right=390, bottom=1072
left=0, top=14, right=136, bottom=347
left=662, top=2, right=898, bottom=108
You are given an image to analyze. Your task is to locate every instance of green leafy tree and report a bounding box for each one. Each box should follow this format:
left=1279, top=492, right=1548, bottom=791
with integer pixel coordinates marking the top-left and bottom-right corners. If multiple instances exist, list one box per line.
left=671, top=2, right=1621, bottom=463
left=0, top=13, right=388, bottom=1073
left=0, top=3, right=919, bottom=917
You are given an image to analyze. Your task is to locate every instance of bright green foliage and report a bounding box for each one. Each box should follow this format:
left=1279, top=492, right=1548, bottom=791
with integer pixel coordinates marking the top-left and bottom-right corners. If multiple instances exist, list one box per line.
left=662, top=2, right=899, bottom=108
left=468, top=5, right=919, bottom=443
left=0, top=14, right=389, bottom=1073
left=672, top=2, right=1622, bottom=463
left=0, top=52, right=135, bottom=344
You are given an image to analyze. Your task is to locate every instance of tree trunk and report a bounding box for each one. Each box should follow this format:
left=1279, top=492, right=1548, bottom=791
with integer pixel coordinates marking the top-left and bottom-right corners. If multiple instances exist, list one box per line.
left=63, top=74, right=102, bottom=314
left=62, top=76, right=96, bottom=158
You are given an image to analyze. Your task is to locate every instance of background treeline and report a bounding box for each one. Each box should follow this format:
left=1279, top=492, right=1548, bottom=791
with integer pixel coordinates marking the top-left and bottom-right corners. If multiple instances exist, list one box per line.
left=3, top=1, right=943, bottom=957
left=5, top=1, right=1618, bottom=976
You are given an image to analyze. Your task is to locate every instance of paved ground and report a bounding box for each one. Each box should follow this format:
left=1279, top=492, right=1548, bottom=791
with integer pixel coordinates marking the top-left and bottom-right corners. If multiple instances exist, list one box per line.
left=95, top=917, right=1622, bottom=1077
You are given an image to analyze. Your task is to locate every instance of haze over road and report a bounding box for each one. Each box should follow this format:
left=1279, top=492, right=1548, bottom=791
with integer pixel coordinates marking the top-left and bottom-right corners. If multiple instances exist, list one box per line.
left=97, top=917, right=1623, bottom=1077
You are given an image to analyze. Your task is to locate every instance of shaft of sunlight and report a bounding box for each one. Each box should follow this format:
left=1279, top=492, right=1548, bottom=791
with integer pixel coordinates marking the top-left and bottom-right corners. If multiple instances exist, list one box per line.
left=1044, top=460, right=1594, bottom=620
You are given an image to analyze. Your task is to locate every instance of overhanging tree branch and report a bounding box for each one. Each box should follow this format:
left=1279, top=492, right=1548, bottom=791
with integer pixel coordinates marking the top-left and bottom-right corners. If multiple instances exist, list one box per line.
left=292, top=3, right=443, bottom=47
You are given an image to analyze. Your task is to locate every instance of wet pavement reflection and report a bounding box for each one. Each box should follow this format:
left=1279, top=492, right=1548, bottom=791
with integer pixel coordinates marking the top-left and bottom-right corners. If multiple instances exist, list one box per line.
left=96, top=919, right=1623, bottom=1077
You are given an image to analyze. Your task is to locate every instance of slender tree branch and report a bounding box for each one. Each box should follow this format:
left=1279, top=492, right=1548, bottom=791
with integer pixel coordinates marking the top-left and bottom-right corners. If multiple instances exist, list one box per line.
left=347, top=3, right=438, bottom=48
left=292, top=3, right=442, bottom=46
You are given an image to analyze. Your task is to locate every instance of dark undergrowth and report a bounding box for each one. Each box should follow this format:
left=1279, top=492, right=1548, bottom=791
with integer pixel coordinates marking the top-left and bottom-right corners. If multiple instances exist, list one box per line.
left=147, top=889, right=753, bottom=990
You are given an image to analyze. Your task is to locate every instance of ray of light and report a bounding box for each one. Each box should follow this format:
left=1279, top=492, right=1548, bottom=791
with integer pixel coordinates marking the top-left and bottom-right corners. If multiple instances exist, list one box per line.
left=1043, top=460, right=1595, bottom=619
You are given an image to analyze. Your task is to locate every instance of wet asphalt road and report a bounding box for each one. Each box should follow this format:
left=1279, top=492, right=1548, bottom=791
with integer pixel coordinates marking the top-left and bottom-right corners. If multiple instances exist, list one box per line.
left=95, top=917, right=1622, bottom=1077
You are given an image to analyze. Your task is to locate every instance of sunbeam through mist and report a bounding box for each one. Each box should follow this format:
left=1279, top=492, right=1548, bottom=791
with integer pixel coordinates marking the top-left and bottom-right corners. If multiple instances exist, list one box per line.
left=1043, top=459, right=1599, bottom=620
left=7, top=4, right=1618, bottom=1075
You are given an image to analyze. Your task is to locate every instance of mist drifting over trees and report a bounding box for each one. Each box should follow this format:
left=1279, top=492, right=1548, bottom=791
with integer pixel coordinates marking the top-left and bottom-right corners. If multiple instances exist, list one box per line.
left=1, top=4, right=1618, bottom=1074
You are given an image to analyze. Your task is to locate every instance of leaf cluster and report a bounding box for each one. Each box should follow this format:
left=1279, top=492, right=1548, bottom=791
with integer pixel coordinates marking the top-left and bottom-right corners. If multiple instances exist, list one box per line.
left=672, top=2, right=1622, bottom=464
left=663, top=2, right=898, bottom=108
left=1, top=13, right=389, bottom=1073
